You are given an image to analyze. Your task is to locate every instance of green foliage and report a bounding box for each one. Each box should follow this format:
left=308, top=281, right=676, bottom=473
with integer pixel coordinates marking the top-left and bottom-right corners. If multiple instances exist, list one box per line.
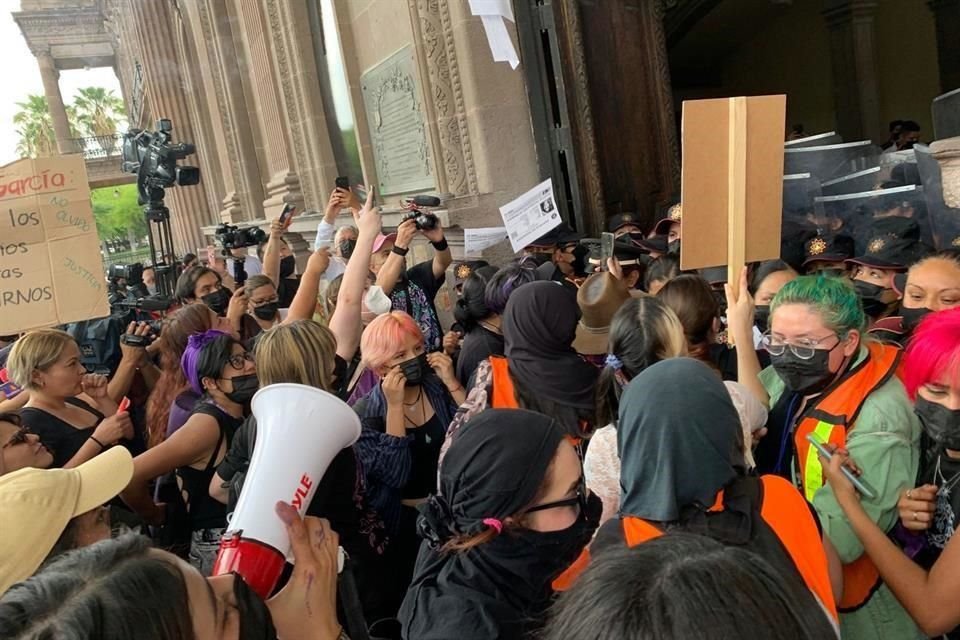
left=91, top=184, right=147, bottom=243
left=14, top=87, right=126, bottom=159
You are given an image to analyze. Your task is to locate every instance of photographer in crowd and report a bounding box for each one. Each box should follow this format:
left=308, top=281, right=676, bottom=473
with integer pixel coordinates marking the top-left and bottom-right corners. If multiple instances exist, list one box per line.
left=371, top=203, right=452, bottom=352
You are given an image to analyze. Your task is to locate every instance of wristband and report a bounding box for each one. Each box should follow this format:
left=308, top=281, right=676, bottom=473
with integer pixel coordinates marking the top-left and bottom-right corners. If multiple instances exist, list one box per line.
left=89, top=435, right=107, bottom=450
left=431, top=237, right=449, bottom=252
left=392, top=245, right=410, bottom=257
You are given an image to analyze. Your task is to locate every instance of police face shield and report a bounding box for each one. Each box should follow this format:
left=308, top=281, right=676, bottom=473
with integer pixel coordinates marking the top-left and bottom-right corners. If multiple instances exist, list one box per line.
left=916, top=143, right=960, bottom=250
left=784, top=140, right=881, bottom=182
left=814, top=185, right=930, bottom=256
left=783, top=131, right=842, bottom=149
left=820, top=167, right=883, bottom=196
left=782, top=174, right=822, bottom=230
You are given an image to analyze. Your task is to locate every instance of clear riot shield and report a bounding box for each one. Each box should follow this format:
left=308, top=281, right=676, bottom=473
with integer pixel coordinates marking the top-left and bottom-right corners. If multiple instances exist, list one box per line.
left=878, top=149, right=918, bottom=184
left=813, top=185, right=930, bottom=255
left=915, top=143, right=960, bottom=249
left=821, top=167, right=883, bottom=196
left=783, top=173, right=821, bottom=227
left=784, top=140, right=881, bottom=182
left=784, top=131, right=842, bottom=149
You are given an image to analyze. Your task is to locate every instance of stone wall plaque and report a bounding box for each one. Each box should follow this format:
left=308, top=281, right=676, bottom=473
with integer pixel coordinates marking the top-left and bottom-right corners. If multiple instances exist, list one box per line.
left=361, top=46, right=434, bottom=195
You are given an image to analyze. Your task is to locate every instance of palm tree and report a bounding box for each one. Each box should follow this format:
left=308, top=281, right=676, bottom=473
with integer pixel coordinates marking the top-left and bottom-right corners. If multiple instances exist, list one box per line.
left=72, top=87, right=126, bottom=155
left=13, top=95, right=57, bottom=158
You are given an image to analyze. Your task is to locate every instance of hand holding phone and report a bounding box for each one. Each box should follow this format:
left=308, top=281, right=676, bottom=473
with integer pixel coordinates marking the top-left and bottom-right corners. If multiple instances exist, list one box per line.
left=600, top=233, right=615, bottom=272
left=279, top=203, right=296, bottom=229
left=807, top=434, right=877, bottom=500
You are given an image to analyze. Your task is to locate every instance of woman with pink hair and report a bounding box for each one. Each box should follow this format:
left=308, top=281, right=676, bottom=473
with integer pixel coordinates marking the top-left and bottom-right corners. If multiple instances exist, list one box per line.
left=353, top=310, right=466, bottom=611
left=823, top=307, right=960, bottom=636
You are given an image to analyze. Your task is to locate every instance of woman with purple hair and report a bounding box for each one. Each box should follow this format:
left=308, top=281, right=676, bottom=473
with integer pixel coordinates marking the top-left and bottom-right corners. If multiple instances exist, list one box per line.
left=120, top=330, right=257, bottom=574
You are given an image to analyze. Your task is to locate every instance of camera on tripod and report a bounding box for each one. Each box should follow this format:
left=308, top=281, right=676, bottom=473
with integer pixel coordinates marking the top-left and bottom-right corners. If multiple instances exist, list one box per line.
left=122, top=119, right=200, bottom=205
left=400, top=195, right=442, bottom=231
left=215, top=224, right=268, bottom=250
left=121, top=119, right=200, bottom=300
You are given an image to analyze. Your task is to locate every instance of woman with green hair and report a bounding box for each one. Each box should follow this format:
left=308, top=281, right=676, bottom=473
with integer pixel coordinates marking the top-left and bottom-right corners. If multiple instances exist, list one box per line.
left=726, top=270, right=921, bottom=640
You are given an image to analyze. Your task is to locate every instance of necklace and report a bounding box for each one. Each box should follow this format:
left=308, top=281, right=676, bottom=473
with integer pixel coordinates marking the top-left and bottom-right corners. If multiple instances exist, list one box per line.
left=930, top=455, right=960, bottom=549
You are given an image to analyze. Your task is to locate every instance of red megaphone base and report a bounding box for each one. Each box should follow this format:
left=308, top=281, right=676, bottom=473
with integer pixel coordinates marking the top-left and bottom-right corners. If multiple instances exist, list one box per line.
left=212, top=532, right=286, bottom=600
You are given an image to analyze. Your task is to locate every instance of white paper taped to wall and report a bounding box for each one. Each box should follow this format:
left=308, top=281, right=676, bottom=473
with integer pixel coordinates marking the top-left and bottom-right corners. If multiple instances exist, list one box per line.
left=469, top=0, right=520, bottom=69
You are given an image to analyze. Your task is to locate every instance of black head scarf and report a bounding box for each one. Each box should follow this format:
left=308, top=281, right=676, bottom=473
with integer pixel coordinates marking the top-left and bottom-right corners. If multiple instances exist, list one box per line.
left=502, top=281, right=599, bottom=411
left=618, top=358, right=742, bottom=523
left=399, top=409, right=600, bottom=640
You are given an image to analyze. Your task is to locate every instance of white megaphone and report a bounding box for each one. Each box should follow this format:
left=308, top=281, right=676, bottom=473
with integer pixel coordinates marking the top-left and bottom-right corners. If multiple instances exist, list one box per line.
left=211, top=383, right=361, bottom=598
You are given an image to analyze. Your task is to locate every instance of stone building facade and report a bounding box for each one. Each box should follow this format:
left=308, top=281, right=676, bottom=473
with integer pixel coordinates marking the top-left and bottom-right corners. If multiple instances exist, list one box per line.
left=13, top=0, right=960, bottom=261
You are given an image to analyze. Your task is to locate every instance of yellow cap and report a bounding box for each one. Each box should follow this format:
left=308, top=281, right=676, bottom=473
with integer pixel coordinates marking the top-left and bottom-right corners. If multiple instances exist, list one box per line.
left=0, top=447, right=134, bottom=594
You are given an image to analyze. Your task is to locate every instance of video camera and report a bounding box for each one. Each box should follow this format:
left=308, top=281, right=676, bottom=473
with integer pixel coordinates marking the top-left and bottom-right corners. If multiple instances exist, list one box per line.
left=122, top=119, right=200, bottom=209
left=215, top=224, right=268, bottom=250
left=400, top=195, right=442, bottom=231
left=121, top=119, right=200, bottom=299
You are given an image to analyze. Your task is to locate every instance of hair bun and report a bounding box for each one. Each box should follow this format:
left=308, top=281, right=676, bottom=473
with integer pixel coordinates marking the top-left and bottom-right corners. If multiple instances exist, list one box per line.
left=417, top=494, right=456, bottom=549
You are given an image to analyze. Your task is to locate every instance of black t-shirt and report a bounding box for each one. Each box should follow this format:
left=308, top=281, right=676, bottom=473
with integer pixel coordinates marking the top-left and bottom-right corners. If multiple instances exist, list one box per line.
left=401, top=413, right=446, bottom=500
left=21, top=397, right=105, bottom=468
left=456, top=326, right=505, bottom=387
left=390, top=261, right=445, bottom=351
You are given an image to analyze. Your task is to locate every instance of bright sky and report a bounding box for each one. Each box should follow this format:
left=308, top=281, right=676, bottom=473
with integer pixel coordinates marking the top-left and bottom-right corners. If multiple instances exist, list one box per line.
left=0, top=1, right=123, bottom=166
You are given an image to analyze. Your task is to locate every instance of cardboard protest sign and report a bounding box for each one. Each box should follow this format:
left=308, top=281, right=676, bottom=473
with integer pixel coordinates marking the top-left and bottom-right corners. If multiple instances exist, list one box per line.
left=0, top=156, right=109, bottom=334
left=680, top=95, right=786, bottom=279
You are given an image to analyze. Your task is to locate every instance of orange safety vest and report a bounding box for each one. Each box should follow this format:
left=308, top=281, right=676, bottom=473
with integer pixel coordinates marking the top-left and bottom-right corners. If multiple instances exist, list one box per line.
left=792, top=341, right=901, bottom=612
left=553, top=476, right=838, bottom=621
left=488, top=356, right=519, bottom=409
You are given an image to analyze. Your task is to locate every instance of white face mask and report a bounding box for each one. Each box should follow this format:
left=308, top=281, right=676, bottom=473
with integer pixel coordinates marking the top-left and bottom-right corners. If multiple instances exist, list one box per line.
left=361, top=285, right=392, bottom=323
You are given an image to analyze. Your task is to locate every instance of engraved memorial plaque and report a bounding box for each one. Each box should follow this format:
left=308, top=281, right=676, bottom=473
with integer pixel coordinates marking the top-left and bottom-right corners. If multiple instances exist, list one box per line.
left=361, top=46, right=434, bottom=195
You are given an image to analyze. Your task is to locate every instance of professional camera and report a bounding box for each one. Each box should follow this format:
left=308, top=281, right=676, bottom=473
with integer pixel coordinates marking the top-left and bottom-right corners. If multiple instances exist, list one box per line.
left=108, top=263, right=144, bottom=285
left=122, top=119, right=200, bottom=204
left=215, top=224, right=268, bottom=250
left=400, top=194, right=442, bottom=231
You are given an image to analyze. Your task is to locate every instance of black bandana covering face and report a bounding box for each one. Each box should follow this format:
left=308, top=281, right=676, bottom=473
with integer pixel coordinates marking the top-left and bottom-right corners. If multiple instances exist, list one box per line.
left=232, top=573, right=278, bottom=640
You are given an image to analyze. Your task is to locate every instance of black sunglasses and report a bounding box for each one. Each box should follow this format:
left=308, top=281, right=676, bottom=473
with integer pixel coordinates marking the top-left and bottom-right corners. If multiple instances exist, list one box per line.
left=524, top=477, right=588, bottom=515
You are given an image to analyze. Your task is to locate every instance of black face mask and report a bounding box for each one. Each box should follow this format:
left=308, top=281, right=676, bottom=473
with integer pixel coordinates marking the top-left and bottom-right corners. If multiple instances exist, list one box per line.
left=399, top=352, right=429, bottom=387
left=339, top=239, right=357, bottom=261
left=222, top=373, right=259, bottom=404
left=769, top=345, right=840, bottom=395
left=915, top=398, right=960, bottom=451
left=901, top=306, right=932, bottom=334
left=231, top=573, right=278, bottom=640
left=668, top=239, right=681, bottom=255
left=201, top=287, right=232, bottom=316
left=252, top=302, right=279, bottom=321
left=279, top=255, right=296, bottom=278
left=754, top=305, right=771, bottom=333
left=854, top=279, right=893, bottom=318
left=513, top=492, right=601, bottom=588
left=570, top=245, right=590, bottom=277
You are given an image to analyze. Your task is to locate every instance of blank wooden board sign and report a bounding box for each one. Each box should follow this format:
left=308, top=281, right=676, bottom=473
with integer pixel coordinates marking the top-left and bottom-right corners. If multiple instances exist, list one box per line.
left=680, top=95, right=786, bottom=275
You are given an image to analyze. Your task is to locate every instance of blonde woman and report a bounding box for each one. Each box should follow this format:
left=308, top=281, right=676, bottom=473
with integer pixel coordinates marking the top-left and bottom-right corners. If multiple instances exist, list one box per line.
left=7, top=329, right=137, bottom=468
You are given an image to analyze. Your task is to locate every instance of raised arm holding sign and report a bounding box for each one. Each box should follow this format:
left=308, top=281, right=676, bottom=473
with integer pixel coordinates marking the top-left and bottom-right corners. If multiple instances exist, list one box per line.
left=0, top=156, right=109, bottom=335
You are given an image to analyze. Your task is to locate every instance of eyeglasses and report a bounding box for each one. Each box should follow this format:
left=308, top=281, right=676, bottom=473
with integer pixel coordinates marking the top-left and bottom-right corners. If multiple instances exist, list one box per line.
left=524, top=478, right=588, bottom=516
left=760, top=332, right=840, bottom=360
left=2, top=426, right=30, bottom=449
left=227, top=351, right=255, bottom=370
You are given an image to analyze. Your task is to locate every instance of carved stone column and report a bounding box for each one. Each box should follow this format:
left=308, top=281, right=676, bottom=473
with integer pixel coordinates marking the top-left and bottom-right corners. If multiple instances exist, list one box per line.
left=233, top=0, right=303, bottom=217
left=823, top=0, right=882, bottom=142
left=128, top=0, right=214, bottom=254
left=262, top=0, right=339, bottom=213
left=35, top=51, right=73, bottom=155
left=408, top=0, right=479, bottom=197
left=928, top=0, right=960, bottom=92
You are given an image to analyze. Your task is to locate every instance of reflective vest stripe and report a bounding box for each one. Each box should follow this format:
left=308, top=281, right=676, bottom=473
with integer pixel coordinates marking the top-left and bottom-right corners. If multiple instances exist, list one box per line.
left=802, top=421, right=836, bottom=502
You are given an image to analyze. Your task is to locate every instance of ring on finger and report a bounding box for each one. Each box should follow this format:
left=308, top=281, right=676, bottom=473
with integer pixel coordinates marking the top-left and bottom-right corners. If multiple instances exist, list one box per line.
left=913, top=511, right=919, bottom=522
left=907, top=489, right=913, bottom=499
